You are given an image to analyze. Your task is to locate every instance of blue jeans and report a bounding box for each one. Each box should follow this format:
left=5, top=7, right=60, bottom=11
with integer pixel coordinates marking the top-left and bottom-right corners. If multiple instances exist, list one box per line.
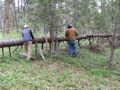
left=68, top=40, right=78, bottom=56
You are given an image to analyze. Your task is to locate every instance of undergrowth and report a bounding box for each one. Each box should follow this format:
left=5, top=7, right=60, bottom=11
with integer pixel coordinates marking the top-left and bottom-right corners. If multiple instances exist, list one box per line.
left=0, top=31, right=120, bottom=90
left=0, top=47, right=120, bottom=90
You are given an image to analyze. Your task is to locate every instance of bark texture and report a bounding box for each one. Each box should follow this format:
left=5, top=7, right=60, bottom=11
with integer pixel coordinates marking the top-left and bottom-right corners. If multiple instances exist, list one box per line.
left=0, top=34, right=113, bottom=48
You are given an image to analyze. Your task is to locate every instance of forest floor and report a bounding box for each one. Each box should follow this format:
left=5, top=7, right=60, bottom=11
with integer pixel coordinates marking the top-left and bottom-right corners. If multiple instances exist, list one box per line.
left=0, top=47, right=120, bottom=90
left=0, top=31, right=120, bottom=90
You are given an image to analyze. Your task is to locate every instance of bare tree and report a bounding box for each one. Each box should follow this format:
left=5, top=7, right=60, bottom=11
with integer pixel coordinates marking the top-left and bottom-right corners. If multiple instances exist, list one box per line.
left=5, top=0, right=11, bottom=34
left=0, top=10, right=2, bottom=29
left=109, top=0, right=120, bottom=68
left=11, top=0, right=18, bottom=31
left=109, top=16, right=117, bottom=68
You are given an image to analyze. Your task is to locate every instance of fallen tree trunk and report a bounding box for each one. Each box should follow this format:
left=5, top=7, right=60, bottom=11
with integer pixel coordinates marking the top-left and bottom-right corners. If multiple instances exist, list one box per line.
left=0, top=34, right=114, bottom=48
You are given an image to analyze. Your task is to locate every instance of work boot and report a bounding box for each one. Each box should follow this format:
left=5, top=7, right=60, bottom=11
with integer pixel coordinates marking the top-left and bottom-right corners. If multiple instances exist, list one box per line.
left=30, top=57, right=36, bottom=60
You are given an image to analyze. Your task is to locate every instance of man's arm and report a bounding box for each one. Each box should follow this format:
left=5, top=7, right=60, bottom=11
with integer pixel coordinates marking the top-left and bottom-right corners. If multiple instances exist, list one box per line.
left=65, top=30, right=68, bottom=37
left=22, top=32, right=24, bottom=38
left=75, top=29, right=79, bottom=36
left=30, top=30, right=34, bottom=39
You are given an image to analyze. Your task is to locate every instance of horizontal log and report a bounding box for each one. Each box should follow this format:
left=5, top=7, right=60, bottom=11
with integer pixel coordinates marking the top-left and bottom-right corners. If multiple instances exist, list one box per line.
left=0, top=34, right=114, bottom=48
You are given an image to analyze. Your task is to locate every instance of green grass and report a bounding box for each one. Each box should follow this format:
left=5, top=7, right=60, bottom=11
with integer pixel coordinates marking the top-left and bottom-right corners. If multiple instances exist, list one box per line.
left=0, top=47, right=120, bottom=90
left=0, top=31, right=120, bottom=90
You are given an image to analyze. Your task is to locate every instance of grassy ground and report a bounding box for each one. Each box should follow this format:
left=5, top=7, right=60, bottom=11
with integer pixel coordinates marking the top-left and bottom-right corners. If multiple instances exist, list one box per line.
left=0, top=31, right=120, bottom=90
left=0, top=47, right=120, bottom=90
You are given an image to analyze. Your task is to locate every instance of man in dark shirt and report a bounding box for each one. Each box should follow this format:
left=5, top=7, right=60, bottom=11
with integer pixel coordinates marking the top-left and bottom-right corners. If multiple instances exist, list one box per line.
left=22, top=25, right=35, bottom=60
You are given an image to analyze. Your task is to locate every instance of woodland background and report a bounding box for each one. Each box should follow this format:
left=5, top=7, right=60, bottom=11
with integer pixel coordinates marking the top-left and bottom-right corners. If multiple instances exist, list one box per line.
left=0, top=0, right=120, bottom=70
left=1, top=0, right=120, bottom=34
left=0, top=0, right=120, bottom=89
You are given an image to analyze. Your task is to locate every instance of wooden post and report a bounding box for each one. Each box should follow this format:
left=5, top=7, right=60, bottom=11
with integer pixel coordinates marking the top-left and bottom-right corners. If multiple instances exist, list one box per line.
left=9, top=47, right=11, bottom=57
left=2, top=47, right=4, bottom=58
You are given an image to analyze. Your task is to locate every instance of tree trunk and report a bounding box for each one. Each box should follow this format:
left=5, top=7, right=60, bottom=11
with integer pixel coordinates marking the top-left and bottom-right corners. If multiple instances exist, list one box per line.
left=0, top=34, right=114, bottom=48
left=109, top=16, right=117, bottom=68
left=48, top=1, right=58, bottom=54
left=17, top=0, right=20, bottom=23
left=5, top=0, right=11, bottom=34
left=12, top=0, right=18, bottom=31
left=0, top=10, right=2, bottom=29
left=109, top=1, right=120, bottom=68
left=44, top=26, right=49, bottom=54
left=3, top=0, right=7, bottom=32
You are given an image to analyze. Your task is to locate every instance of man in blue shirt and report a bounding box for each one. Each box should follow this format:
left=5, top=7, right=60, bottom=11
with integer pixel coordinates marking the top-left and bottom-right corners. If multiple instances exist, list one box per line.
left=22, top=25, right=35, bottom=60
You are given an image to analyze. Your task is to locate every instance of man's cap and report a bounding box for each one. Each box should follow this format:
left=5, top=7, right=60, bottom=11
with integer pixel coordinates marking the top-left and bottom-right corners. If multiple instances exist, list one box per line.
left=68, top=24, right=72, bottom=28
left=24, top=25, right=29, bottom=28
left=68, top=24, right=72, bottom=27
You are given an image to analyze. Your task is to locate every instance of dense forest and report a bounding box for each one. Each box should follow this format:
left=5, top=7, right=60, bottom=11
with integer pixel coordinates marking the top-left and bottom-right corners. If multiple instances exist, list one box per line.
left=1, top=0, right=119, bottom=34
left=0, top=0, right=120, bottom=89
left=0, top=1, right=120, bottom=66
left=0, top=0, right=119, bottom=37
left=1, top=0, right=120, bottom=67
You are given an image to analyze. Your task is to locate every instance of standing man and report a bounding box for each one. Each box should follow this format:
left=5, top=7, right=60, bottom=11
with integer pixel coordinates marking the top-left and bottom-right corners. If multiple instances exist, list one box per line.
left=22, top=25, right=35, bottom=60
left=65, top=25, right=79, bottom=57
